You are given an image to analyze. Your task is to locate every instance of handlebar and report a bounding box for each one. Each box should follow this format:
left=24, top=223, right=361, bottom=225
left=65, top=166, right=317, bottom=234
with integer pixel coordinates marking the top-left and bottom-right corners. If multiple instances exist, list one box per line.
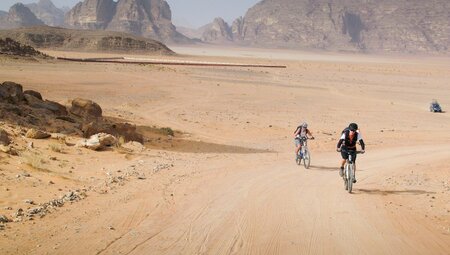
left=296, top=136, right=314, bottom=140
left=337, top=149, right=365, bottom=154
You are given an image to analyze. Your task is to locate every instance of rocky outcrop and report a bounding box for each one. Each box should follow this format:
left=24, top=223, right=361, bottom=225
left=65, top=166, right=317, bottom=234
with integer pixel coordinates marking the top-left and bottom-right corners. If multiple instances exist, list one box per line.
left=0, top=81, right=24, bottom=104
left=0, top=81, right=145, bottom=143
left=77, top=133, right=117, bottom=150
left=25, top=128, right=51, bottom=139
left=0, top=3, right=45, bottom=29
left=24, top=94, right=68, bottom=115
left=229, top=0, right=450, bottom=53
left=81, top=121, right=144, bottom=143
left=0, top=38, right=47, bottom=58
left=0, top=27, right=174, bottom=54
left=26, top=0, right=65, bottom=27
left=0, top=129, right=11, bottom=145
left=64, top=0, right=190, bottom=43
left=201, top=18, right=233, bottom=42
left=69, top=98, right=102, bottom=120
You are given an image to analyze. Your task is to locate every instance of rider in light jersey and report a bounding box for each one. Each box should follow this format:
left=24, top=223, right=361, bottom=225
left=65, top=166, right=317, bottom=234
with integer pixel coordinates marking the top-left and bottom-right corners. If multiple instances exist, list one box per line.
left=293, top=122, right=314, bottom=160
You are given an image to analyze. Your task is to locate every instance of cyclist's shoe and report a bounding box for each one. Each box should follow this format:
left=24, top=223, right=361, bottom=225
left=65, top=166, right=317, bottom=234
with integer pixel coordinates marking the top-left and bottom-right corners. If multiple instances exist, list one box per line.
left=339, top=166, right=344, bottom=177
left=353, top=178, right=357, bottom=183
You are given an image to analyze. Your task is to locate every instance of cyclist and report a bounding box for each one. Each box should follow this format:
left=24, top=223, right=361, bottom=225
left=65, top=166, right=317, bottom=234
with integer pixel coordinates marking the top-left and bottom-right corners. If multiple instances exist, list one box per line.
left=294, top=122, right=314, bottom=160
left=337, top=123, right=365, bottom=182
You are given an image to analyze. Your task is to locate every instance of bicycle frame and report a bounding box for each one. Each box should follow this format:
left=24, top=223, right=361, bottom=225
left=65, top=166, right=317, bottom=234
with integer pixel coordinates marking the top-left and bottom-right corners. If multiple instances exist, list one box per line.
left=296, top=137, right=311, bottom=169
left=342, top=150, right=362, bottom=193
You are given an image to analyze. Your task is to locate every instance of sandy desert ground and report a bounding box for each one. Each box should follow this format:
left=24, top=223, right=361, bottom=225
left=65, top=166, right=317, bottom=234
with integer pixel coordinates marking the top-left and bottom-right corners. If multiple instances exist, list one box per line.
left=0, top=46, right=449, bottom=254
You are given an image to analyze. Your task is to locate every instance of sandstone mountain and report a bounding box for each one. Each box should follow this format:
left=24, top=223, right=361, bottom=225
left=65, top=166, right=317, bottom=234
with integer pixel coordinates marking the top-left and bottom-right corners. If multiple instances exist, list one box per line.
left=0, top=3, right=45, bottom=29
left=205, top=0, right=450, bottom=53
left=65, top=0, right=190, bottom=43
left=26, top=0, right=65, bottom=27
left=0, top=26, right=174, bottom=54
left=65, top=0, right=116, bottom=30
left=201, top=18, right=233, bottom=43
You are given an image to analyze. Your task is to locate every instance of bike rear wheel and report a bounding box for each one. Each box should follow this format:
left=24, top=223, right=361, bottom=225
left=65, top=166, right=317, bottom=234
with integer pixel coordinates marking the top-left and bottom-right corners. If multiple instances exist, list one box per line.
left=303, top=149, right=310, bottom=169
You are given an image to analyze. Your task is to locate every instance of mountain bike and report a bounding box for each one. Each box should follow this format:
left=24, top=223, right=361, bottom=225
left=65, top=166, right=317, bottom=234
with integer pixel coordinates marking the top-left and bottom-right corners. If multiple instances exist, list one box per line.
left=339, top=150, right=364, bottom=193
left=296, top=137, right=313, bottom=169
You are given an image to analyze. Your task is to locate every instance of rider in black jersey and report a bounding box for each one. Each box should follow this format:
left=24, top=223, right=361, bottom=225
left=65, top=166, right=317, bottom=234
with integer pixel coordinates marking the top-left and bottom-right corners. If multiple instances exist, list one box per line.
left=337, top=123, right=365, bottom=183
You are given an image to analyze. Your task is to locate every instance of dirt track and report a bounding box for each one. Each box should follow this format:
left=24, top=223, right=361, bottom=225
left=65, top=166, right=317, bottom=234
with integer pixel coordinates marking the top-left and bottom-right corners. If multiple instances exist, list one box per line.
left=0, top=47, right=449, bottom=254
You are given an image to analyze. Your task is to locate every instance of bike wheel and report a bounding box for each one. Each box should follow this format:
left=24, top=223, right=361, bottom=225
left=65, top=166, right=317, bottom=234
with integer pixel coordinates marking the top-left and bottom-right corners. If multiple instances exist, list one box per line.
left=303, top=150, right=310, bottom=169
left=344, top=164, right=349, bottom=190
left=347, top=164, right=354, bottom=193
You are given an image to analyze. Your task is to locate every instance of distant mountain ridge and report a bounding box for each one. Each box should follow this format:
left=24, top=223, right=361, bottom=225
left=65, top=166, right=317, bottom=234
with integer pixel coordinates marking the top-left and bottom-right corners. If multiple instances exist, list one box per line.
left=26, top=0, right=65, bottom=27
left=0, top=3, right=44, bottom=29
left=200, top=0, right=450, bottom=53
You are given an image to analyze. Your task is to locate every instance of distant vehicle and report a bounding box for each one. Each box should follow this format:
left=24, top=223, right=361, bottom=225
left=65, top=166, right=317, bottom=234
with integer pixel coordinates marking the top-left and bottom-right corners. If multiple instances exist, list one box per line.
left=430, top=100, right=442, bottom=113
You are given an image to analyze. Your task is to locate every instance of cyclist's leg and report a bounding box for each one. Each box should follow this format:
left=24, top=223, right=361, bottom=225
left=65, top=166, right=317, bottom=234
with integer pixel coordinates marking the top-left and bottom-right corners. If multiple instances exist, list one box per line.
left=340, top=149, right=348, bottom=176
left=340, top=149, right=348, bottom=168
left=349, top=150, right=357, bottom=182
left=295, top=139, right=301, bottom=158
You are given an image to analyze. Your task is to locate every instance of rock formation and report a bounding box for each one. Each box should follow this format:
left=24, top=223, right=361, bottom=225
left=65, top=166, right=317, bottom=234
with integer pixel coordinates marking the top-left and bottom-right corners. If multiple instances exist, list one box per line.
left=0, top=81, right=144, bottom=143
left=26, top=0, right=65, bottom=27
left=65, top=0, right=116, bottom=30
left=0, top=37, right=47, bottom=57
left=0, top=3, right=45, bottom=29
left=65, top=0, right=190, bottom=43
left=201, top=18, right=233, bottom=42
left=201, top=0, right=450, bottom=53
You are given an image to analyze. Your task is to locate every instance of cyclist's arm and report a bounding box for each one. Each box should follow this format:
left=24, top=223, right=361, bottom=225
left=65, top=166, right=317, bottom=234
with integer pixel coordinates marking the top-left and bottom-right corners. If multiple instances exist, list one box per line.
left=359, top=139, right=366, bottom=150
left=357, top=132, right=365, bottom=151
left=306, top=129, right=314, bottom=139
left=337, top=133, right=345, bottom=149
left=337, top=139, right=344, bottom=149
left=293, top=127, right=300, bottom=138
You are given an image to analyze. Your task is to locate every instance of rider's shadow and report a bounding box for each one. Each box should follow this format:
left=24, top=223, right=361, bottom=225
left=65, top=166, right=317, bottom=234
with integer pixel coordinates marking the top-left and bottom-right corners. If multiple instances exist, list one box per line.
left=353, top=189, right=435, bottom=196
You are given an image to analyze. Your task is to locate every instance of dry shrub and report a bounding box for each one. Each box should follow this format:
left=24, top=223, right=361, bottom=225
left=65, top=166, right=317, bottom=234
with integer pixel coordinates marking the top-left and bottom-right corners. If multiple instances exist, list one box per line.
left=20, top=151, right=48, bottom=171
left=49, top=143, right=64, bottom=153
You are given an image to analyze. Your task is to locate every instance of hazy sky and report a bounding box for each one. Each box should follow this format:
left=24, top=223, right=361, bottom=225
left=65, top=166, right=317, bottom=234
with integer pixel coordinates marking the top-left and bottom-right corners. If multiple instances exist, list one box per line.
left=0, top=0, right=260, bottom=28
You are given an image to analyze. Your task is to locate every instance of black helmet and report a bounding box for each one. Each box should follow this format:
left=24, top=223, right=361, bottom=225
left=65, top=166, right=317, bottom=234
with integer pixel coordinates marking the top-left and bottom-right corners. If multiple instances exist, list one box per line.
left=349, top=123, right=358, bottom=131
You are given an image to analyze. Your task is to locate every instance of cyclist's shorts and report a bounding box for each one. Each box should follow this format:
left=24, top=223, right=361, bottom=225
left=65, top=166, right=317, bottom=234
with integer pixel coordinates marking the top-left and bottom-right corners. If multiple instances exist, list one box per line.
left=294, top=138, right=301, bottom=147
left=341, top=149, right=357, bottom=162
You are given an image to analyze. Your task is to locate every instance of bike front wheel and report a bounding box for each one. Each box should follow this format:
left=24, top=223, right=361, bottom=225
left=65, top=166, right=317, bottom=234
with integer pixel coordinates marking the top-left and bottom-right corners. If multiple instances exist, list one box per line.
left=303, top=150, right=310, bottom=169
left=347, top=163, right=354, bottom=193
left=344, top=164, right=349, bottom=190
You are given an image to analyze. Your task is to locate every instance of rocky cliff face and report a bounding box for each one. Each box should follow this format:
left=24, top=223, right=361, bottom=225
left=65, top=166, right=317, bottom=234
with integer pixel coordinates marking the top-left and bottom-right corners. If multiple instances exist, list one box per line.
left=201, top=18, right=233, bottom=42
left=65, top=0, right=189, bottom=43
left=232, top=0, right=450, bottom=53
left=0, top=3, right=45, bottom=29
left=65, top=0, right=116, bottom=30
left=26, top=0, right=65, bottom=27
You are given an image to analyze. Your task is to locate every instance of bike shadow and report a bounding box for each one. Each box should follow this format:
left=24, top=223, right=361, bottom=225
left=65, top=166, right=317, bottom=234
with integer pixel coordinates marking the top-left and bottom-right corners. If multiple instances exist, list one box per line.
left=308, top=165, right=338, bottom=171
left=353, top=189, right=435, bottom=196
